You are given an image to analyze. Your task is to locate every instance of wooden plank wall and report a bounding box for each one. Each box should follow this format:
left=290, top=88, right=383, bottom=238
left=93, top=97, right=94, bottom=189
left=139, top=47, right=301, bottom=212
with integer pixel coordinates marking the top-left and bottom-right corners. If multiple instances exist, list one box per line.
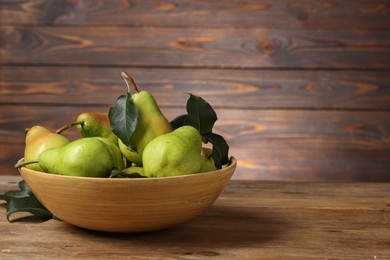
left=1, top=0, right=390, bottom=181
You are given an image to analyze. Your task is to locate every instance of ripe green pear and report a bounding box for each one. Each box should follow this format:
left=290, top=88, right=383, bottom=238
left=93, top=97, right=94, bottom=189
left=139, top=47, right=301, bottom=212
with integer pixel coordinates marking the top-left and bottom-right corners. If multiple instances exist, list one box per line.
left=122, top=165, right=144, bottom=176
left=93, top=137, right=127, bottom=169
left=119, top=91, right=173, bottom=166
left=199, top=155, right=217, bottom=173
left=39, top=137, right=125, bottom=178
left=142, top=125, right=204, bottom=177
left=23, top=126, right=70, bottom=171
left=76, top=112, right=118, bottom=144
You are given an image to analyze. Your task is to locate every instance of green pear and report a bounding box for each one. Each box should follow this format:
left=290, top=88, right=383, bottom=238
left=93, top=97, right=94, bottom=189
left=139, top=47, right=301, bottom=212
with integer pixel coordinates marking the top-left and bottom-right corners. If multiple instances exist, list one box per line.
left=93, top=137, right=127, bottom=169
left=109, top=165, right=145, bottom=178
left=23, top=126, right=70, bottom=171
left=57, top=112, right=118, bottom=144
left=142, top=125, right=203, bottom=177
left=76, top=112, right=118, bottom=144
left=122, top=165, right=144, bottom=176
left=39, top=137, right=125, bottom=178
left=199, top=155, right=217, bottom=173
left=118, top=73, right=173, bottom=166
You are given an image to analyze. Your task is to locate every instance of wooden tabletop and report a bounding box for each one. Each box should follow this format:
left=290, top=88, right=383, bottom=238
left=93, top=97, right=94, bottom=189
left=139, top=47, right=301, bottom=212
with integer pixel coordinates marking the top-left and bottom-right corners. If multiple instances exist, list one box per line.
left=1, top=176, right=389, bottom=259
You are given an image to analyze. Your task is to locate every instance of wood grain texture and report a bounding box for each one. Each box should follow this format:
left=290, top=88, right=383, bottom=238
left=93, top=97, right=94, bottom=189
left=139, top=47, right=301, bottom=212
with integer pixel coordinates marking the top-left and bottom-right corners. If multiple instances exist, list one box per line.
left=2, top=26, right=390, bottom=69
left=1, top=0, right=390, bottom=30
left=2, top=143, right=390, bottom=182
left=1, top=179, right=390, bottom=258
left=2, top=66, right=390, bottom=109
left=1, top=105, right=389, bottom=181
left=234, top=148, right=390, bottom=182
left=1, top=0, right=390, bottom=181
left=1, top=105, right=389, bottom=150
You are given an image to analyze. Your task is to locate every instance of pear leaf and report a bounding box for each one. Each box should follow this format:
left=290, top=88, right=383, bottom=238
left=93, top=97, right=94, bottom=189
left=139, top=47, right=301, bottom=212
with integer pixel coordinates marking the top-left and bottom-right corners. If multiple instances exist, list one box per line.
left=5, top=196, right=53, bottom=222
left=178, top=93, right=229, bottom=169
left=185, top=93, right=217, bottom=135
left=109, top=93, right=138, bottom=149
left=202, top=132, right=230, bottom=169
left=0, top=180, right=32, bottom=202
left=0, top=180, right=54, bottom=222
left=170, top=114, right=187, bottom=129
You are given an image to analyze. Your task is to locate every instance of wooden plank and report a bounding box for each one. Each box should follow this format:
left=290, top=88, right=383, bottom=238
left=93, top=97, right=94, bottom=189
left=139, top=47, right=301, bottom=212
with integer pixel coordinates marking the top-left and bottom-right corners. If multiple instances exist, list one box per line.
left=1, top=105, right=389, bottom=150
left=2, top=142, right=390, bottom=181
left=2, top=66, right=390, bottom=109
left=0, top=181, right=389, bottom=258
left=1, top=105, right=389, bottom=181
left=232, top=148, right=390, bottom=182
left=1, top=0, right=390, bottom=30
left=2, top=26, right=390, bottom=69
left=0, top=143, right=22, bottom=176
left=216, top=110, right=390, bottom=151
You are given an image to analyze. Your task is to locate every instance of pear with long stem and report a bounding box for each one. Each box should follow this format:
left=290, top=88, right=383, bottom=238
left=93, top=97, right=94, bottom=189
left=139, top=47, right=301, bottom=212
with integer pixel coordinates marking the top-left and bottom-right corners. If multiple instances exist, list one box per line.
left=116, top=72, right=173, bottom=166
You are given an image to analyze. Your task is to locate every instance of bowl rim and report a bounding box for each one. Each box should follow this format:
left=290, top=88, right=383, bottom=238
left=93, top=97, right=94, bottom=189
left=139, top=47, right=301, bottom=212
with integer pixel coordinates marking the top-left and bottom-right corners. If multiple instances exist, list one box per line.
left=18, top=155, right=237, bottom=182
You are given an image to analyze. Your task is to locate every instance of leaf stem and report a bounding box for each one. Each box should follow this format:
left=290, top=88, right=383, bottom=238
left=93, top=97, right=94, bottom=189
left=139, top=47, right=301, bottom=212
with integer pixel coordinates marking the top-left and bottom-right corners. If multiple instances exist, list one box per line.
left=121, top=71, right=140, bottom=93
left=55, top=121, right=84, bottom=134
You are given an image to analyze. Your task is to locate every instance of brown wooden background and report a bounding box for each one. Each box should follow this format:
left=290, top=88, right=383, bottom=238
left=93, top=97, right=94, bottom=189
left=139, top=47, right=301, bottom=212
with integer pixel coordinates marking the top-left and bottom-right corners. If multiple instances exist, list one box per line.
left=1, top=0, right=390, bottom=181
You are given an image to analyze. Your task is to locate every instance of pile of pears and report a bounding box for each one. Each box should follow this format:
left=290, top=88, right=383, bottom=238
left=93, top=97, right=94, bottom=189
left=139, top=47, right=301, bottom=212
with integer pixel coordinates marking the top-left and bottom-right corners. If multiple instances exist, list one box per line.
left=15, top=72, right=219, bottom=178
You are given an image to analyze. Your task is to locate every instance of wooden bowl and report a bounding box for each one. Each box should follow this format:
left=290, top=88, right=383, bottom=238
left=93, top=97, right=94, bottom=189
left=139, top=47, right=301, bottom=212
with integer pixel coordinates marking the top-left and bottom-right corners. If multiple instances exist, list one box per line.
left=18, top=154, right=236, bottom=233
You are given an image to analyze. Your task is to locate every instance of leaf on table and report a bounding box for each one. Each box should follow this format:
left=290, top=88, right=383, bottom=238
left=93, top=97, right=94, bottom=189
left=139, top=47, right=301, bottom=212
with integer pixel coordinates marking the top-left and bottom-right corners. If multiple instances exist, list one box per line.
left=0, top=180, right=54, bottom=222
left=109, top=93, right=138, bottom=150
left=0, top=180, right=32, bottom=202
left=6, top=196, right=53, bottom=222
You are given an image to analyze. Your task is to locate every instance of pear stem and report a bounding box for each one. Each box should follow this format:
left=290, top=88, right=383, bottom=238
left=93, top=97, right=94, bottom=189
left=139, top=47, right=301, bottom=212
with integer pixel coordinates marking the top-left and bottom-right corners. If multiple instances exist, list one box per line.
left=15, top=160, right=39, bottom=169
left=121, top=71, right=140, bottom=93
left=56, top=121, right=84, bottom=134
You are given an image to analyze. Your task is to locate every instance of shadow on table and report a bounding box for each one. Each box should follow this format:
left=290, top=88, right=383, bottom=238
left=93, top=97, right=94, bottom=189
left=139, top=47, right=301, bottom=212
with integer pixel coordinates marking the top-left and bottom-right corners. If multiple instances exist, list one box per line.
left=1, top=203, right=288, bottom=257
left=80, top=205, right=287, bottom=249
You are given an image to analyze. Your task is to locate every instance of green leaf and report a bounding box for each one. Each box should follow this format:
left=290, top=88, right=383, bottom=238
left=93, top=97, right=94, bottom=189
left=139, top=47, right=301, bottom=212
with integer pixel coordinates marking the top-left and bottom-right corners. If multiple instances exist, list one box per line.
left=109, top=93, right=138, bottom=150
left=170, top=114, right=187, bottom=129
left=0, top=180, right=32, bottom=202
left=0, top=180, right=54, bottom=222
left=203, top=132, right=230, bottom=169
left=185, top=93, right=217, bottom=135
left=175, top=93, right=230, bottom=169
left=6, top=196, right=53, bottom=222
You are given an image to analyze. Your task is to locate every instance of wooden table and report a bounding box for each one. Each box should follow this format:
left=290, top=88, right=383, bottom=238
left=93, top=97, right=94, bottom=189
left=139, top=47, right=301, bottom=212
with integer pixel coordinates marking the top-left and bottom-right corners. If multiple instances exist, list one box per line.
left=1, top=176, right=389, bottom=259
